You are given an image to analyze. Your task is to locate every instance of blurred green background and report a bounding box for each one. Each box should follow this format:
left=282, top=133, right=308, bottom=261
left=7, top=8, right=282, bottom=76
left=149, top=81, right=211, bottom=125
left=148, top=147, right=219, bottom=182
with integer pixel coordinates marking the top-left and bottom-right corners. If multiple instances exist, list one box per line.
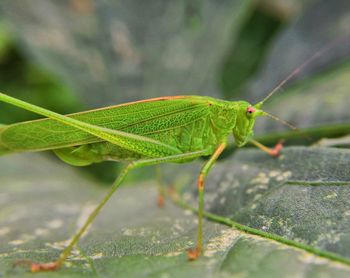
left=0, top=0, right=349, bottom=183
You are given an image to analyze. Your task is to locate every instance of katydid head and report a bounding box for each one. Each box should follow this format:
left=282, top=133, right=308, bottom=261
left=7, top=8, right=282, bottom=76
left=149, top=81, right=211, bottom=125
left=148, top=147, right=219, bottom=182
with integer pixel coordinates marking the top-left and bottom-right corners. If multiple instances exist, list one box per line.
left=232, top=101, right=265, bottom=147
left=232, top=101, right=297, bottom=147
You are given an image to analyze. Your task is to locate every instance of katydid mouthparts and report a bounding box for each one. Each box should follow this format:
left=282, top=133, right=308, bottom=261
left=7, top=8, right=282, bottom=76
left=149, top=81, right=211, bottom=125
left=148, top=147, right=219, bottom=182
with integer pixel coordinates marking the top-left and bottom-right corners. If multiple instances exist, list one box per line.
left=0, top=43, right=329, bottom=272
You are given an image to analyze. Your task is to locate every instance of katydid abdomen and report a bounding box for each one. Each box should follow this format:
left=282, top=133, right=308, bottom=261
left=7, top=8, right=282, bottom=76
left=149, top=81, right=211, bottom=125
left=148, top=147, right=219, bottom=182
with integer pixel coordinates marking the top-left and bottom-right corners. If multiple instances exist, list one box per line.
left=0, top=96, right=239, bottom=164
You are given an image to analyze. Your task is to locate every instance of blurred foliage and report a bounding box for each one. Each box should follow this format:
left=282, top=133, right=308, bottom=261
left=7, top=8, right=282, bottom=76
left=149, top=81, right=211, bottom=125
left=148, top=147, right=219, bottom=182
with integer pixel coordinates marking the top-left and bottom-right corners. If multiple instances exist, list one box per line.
left=254, top=59, right=350, bottom=133
left=0, top=22, right=122, bottom=183
left=246, top=0, right=350, bottom=101
left=0, top=23, right=82, bottom=124
left=0, top=0, right=252, bottom=106
left=220, top=2, right=285, bottom=98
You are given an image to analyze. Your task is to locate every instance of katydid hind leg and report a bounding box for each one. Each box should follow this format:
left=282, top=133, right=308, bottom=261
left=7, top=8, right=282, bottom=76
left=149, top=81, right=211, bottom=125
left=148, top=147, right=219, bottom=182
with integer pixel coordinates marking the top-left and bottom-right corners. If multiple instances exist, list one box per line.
left=18, top=150, right=207, bottom=272
left=154, top=165, right=178, bottom=207
left=18, top=162, right=137, bottom=272
left=188, top=142, right=227, bottom=260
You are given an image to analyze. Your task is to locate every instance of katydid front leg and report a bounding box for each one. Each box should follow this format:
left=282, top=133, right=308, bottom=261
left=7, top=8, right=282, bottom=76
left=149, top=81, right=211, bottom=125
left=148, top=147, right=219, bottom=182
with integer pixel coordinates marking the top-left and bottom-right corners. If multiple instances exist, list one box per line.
left=186, top=139, right=282, bottom=260
left=250, top=139, right=284, bottom=157
left=188, top=142, right=227, bottom=260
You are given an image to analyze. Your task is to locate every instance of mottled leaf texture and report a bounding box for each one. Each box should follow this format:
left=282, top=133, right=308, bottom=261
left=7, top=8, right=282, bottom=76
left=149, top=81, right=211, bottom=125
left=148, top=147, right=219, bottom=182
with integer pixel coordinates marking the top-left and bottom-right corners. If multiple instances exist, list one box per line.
left=1, top=147, right=350, bottom=277
left=185, top=147, right=350, bottom=256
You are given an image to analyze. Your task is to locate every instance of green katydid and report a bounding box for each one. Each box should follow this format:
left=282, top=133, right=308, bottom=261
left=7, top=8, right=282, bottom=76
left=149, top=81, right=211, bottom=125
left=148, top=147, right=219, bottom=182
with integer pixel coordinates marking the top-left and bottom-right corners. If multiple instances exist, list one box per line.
left=0, top=49, right=324, bottom=272
left=0, top=93, right=284, bottom=270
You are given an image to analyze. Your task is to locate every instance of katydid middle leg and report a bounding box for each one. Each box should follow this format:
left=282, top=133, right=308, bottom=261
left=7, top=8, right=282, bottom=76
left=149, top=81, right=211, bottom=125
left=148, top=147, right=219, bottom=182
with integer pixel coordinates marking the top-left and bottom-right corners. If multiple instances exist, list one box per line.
left=155, top=165, right=166, bottom=207
left=19, top=150, right=208, bottom=272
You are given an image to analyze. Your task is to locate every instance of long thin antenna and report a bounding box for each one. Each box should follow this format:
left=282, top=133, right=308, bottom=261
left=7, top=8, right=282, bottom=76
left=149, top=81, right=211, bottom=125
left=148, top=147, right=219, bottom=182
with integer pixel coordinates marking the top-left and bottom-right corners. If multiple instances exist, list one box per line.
left=262, top=111, right=297, bottom=131
left=256, top=36, right=347, bottom=106
left=262, top=111, right=312, bottom=141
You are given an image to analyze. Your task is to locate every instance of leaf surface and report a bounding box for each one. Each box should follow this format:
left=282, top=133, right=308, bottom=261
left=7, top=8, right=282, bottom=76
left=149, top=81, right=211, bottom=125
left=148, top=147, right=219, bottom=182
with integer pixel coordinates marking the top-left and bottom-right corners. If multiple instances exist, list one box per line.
left=1, top=148, right=350, bottom=277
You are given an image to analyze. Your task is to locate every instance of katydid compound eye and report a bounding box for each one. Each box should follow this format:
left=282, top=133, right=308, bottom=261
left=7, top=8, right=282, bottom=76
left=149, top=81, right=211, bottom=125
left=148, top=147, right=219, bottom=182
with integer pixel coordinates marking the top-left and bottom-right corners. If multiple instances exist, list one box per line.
left=247, top=106, right=256, bottom=114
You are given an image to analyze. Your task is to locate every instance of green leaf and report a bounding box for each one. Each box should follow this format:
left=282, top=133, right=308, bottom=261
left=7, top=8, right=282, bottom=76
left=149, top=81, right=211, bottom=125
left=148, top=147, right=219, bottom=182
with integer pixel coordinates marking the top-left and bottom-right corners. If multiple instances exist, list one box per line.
left=1, top=147, right=350, bottom=277
left=200, top=147, right=350, bottom=256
